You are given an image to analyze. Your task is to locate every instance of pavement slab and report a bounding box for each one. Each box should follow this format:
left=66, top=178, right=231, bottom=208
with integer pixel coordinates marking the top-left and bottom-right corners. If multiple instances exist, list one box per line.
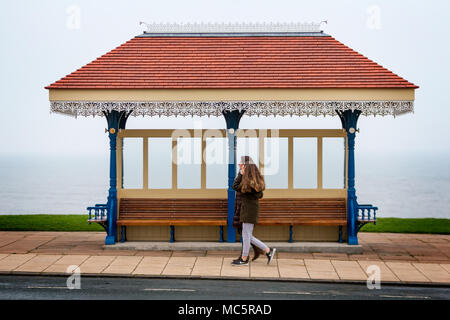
left=440, top=264, right=450, bottom=273
left=78, top=255, right=116, bottom=274
left=379, top=254, right=418, bottom=262
left=357, top=260, right=400, bottom=282
left=412, top=263, right=450, bottom=283
left=0, top=232, right=449, bottom=284
left=43, top=255, right=90, bottom=274
left=172, top=251, right=206, bottom=257
left=14, top=254, right=63, bottom=273
left=221, top=258, right=250, bottom=278
left=331, top=260, right=368, bottom=281
left=277, top=252, right=313, bottom=259
left=102, top=256, right=143, bottom=275
left=0, top=239, right=53, bottom=254
left=277, top=259, right=310, bottom=279
left=133, top=256, right=171, bottom=276
left=0, top=254, right=36, bottom=272
left=313, top=253, right=349, bottom=260
left=250, top=259, right=279, bottom=278
left=348, top=254, right=381, bottom=261
left=134, top=250, right=173, bottom=257
left=304, top=259, right=340, bottom=280
left=161, top=257, right=197, bottom=276
left=191, top=257, right=223, bottom=277
left=0, top=238, right=23, bottom=249
left=206, top=250, right=240, bottom=257
left=385, top=262, right=431, bottom=283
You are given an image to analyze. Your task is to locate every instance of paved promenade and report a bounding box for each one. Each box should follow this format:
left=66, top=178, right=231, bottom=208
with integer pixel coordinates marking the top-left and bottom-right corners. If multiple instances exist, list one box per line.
left=0, top=232, right=449, bottom=285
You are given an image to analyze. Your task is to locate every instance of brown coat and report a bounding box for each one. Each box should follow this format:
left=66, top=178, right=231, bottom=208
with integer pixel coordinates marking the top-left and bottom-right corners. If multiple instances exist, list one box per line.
left=232, top=172, right=263, bottom=225
left=233, top=191, right=243, bottom=230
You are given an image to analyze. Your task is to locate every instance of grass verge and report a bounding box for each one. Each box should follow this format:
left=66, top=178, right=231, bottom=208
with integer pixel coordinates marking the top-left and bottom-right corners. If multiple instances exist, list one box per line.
left=0, top=215, right=448, bottom=234
left=359, top=218, right=450, bottom=234
left=0, top=215, right=104, bottom=231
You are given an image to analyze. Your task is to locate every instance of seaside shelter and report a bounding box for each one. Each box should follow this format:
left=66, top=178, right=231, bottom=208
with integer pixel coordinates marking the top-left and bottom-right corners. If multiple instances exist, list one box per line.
left=45, top=22, right=418, bottom=245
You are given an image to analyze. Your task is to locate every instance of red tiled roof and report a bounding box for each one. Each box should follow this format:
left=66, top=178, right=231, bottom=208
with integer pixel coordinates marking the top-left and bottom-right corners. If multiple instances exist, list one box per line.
left=46, top=35, right=418, bottom=89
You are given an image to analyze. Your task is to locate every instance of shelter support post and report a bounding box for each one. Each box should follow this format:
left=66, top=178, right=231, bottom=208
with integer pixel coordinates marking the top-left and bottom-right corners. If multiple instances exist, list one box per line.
left=337, top=109, right=361, bottom=245
left=103, top=110, right=131, bottom=245
left=222, top=109, right=245, bottom=243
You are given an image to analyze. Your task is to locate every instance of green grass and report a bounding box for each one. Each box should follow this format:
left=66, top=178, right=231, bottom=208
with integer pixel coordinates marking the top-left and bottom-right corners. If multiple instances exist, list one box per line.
left=360, top=218, right=450, bottom=235
left=0, top=215, right=448, bottom=234
left=0, top=215, right=104, bottom=232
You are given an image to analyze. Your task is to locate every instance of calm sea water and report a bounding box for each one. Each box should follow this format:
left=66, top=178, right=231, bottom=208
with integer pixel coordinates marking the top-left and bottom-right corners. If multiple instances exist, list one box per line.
left=0, top=153, right=449, bottom=219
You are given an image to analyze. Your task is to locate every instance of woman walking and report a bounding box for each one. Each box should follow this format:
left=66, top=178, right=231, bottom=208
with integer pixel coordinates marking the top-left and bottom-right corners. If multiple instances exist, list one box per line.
left=231, top=155, right=276, bottom=266
left=233, top=187, right=265, bottom=262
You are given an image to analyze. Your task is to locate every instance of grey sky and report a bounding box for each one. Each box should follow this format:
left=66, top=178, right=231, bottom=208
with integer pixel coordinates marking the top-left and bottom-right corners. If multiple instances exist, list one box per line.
left=1, top=0, right=449, bottom=158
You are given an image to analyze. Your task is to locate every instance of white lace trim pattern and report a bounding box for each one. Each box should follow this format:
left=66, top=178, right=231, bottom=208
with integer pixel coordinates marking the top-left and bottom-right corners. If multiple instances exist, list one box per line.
left=139, top=21, right=324, bottom=34
left=50, top=100, right=414, bottom=118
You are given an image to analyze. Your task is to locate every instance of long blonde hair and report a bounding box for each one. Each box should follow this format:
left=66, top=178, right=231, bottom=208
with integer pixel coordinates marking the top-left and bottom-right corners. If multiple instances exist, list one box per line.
left=239, top=156, right=265, bottom=193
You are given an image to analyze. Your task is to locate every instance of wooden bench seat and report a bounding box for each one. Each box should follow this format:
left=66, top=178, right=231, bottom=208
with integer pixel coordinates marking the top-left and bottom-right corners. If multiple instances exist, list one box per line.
left=258, top=198, right=347, bottom=242
left=117, top=198, right=228, bottom=226
left=116, top=197, right=347, bottom=242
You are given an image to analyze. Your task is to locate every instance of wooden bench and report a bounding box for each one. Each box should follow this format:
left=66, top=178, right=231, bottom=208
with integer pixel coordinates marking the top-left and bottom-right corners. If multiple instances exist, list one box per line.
left=116, top=197, right=347, bottom=243
left=117, top=198, right=228, bottom=242
left=259, top=198, right=347, bottom=243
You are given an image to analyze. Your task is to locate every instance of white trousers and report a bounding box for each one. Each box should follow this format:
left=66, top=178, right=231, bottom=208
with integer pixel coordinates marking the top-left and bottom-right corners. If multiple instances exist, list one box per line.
left=242, top=222, right=268, bottom=257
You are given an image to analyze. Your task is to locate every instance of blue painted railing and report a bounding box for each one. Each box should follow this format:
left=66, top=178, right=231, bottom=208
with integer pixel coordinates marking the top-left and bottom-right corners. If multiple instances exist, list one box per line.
left=87, top=204, right=108, bottom=232
left=356, top=204, right=378, bottom=232
left=87, top=204, right=108, bottom=221
left=357, top=204, right=378, bottom=222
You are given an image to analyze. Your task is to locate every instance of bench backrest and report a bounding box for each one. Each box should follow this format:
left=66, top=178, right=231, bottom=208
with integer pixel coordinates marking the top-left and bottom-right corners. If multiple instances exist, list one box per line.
left=119, top=198, right=346, bottom=221
left=259, top=198, right=346, bottom=224
left=119, top=198, right=228, bottom=220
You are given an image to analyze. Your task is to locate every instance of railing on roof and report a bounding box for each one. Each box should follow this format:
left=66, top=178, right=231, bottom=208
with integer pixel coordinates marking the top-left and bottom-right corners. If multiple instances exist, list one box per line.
left=139, top=21, right=327, bottom=34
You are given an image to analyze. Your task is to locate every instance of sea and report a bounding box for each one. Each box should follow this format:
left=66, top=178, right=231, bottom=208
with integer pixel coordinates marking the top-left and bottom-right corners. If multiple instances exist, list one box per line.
left=0, top=153, right=449, bottom=219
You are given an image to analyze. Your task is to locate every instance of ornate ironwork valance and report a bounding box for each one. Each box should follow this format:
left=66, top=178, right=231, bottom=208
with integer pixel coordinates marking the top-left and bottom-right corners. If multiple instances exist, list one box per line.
left=50, top=100, right=414, bottom=118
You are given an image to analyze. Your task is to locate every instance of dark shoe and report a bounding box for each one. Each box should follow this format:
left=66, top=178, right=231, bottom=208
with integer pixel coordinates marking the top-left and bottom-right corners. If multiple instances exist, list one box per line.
left=251, top=244, right=263, bottom=261
left=266, top=248, right=276, bottom=265
left=232, top=255, right=242, bottom=264
left=231, top=257, right=249, bottom=266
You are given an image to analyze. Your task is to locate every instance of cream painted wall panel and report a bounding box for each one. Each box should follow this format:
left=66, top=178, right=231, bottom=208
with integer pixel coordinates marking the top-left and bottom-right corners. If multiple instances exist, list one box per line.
left=126, top=226, right=171, bottom=241
left=292, top=226, right=342, bottom=242
left=173, top=226, right=221, bottom=242
left=253, top=225, right=291, bottom=241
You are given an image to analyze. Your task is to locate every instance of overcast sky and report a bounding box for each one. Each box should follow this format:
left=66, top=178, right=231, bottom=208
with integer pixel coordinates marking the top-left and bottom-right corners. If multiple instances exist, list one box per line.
left=0, top=0, right=449, bottom=158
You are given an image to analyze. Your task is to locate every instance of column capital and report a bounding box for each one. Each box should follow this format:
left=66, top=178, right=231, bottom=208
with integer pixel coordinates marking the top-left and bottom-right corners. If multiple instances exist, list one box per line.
left=222, top=109, right=246, bottom=129
left=336, top=109, right=361, bottom=134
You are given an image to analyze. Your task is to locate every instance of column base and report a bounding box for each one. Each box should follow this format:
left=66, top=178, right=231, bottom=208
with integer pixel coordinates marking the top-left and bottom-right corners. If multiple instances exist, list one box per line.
left=347, top=235, right=359, bottom=245
left=105, top=235, right=116, bottom=245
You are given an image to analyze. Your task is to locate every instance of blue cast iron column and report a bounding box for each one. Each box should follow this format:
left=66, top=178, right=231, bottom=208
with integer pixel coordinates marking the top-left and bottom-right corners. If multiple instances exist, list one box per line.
left=337, top=109, right=361, bottom=245
left=104, top=110, right=131, bottom=245
left=118, top=111, right=131, bottom=188
left=222, top=109, right=245, bottom=243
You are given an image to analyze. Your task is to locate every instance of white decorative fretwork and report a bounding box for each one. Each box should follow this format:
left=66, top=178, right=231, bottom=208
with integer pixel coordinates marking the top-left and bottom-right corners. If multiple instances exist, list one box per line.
left=50, top=100, right=414, bottom=118
left=139, top=21, right=325, bottom=34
